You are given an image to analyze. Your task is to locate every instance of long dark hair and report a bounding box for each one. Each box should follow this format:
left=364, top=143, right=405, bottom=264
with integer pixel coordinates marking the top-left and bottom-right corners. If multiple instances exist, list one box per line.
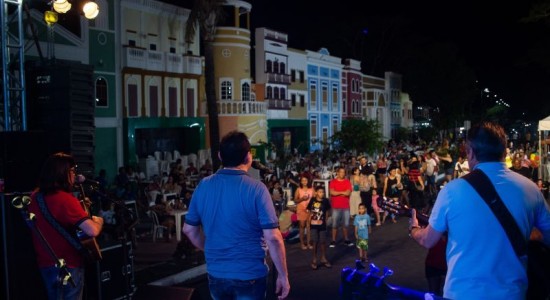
left=38, top=152, right=76, bottom=195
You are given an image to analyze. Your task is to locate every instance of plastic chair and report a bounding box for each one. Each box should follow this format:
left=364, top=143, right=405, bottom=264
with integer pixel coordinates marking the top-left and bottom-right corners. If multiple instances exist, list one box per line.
left=149, top=211, right=168, bottom=243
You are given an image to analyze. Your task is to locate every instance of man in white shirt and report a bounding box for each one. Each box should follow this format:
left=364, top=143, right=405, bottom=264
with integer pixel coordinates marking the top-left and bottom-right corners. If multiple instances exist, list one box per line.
left=453, top=155, right=470, bottom=178
left=425, top=151, right=438, bottom=195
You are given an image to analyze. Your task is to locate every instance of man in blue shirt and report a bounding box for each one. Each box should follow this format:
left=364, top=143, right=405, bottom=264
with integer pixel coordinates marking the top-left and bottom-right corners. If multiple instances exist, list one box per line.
left=183, top=131, right=290, bottom=299
left=409, top=121, right=550, bottom=299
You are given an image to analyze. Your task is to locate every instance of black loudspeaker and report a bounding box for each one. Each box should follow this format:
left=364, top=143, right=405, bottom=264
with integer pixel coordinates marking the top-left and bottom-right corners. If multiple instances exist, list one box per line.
left=25, top=60, right=96, bottom=178
left=0, top=193, right=47, bottom=299
left=86, top=241, right=136, bottom=300
left=0, top=131, right=49, bottom=193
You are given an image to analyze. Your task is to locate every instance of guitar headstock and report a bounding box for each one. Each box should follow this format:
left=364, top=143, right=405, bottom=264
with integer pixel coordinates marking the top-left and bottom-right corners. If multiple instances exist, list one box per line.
left=378, top=197, right=429, bottom=226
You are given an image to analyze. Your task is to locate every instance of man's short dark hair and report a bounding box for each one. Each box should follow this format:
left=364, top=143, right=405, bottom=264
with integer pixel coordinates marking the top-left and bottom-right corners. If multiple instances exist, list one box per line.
left=219, top=131, right=251, bottom=167
left=467, top=121, right=507, bottom=162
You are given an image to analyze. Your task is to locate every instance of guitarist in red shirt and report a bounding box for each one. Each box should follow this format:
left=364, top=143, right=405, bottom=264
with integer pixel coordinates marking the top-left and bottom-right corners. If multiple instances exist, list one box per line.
left=28, top=152, right=103, bottom=300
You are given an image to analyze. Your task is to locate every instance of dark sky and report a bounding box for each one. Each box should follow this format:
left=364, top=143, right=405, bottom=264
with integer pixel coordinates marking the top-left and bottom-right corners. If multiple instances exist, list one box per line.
left=249, top=0, right=550, bottom=120
left=165, top=0, right=550, bottom=120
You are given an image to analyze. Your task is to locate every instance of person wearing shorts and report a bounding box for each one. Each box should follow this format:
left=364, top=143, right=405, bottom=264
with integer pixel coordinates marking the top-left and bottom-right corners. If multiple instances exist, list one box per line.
left=354, top=203, right=371, bottom=262
left=307, top=186, right=332, bottom=270
left=329, top=167, right=353, bottom=247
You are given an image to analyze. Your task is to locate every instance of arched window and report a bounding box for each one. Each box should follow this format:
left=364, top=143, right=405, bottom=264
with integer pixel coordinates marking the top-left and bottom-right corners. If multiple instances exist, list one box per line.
left=266, top=60, right=273, bottom=73
left=273, top=87, right=280, bottom=100
left=266, top=86, right=273, bottom=99
left=95, top=77, right=108, bottom=107
left=242, top=82, right=250, bottom=101
left=280, top=88, right=286, bottom=99
left=221, top=80, right=232, bottom=100
left=279, top=62, right=286, bottom=74
left=273, top=61, right=279, bottom=74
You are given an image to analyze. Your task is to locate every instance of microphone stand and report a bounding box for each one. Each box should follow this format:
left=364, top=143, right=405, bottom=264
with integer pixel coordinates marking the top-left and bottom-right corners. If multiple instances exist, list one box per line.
left=86, top=185, right=134, bottom=299
left=14, top=198, right=76, bottom=290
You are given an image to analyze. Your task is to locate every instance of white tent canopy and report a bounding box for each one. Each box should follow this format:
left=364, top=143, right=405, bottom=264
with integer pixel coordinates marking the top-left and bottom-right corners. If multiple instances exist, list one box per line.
left=539, top=115, right=550, bottom=181
left=540, top=115, right=550, bottom=131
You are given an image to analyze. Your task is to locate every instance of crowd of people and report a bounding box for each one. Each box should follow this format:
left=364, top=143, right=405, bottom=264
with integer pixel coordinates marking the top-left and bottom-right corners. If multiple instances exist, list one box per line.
left=25, top=124, right=549, bottom=300
left=259, top=130, right=549, bottom=297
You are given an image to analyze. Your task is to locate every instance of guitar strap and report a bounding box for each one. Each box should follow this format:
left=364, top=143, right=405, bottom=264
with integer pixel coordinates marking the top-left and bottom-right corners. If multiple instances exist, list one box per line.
left=35, top=192, right=86, bottom=255
left=462, top=169, right=528, bottom=258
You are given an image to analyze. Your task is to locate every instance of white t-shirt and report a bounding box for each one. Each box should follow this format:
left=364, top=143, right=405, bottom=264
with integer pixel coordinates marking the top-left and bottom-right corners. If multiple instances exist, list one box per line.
left=454, top=160, right=470, bottom=177
left=426, top=158, right=437, bottom=176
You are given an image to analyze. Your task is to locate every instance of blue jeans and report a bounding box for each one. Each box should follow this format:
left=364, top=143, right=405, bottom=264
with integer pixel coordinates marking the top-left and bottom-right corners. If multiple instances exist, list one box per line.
left=208, top=274, right=267, bottom=300
left=40, top=266, right=84, bottom=300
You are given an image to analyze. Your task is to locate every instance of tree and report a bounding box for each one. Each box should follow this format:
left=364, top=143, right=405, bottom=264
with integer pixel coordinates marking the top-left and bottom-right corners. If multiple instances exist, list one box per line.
left=331, top=119, right=384, bottom=155
left=185, top=0, right=225, bottom=171
left=394, top=127, right=411, bottom=143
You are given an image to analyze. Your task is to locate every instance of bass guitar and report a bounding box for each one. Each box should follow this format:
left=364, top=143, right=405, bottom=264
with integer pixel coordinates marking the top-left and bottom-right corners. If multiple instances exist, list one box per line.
left=76, top=184, right=102, bottom=261
left=378, top=197, right=430, bottom=226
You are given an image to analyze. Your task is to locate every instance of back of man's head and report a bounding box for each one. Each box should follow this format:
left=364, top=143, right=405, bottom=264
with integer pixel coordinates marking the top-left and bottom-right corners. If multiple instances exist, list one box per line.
left=467, top=121, right=506, bottom=163
left=219, top=131, right=251, bottom=167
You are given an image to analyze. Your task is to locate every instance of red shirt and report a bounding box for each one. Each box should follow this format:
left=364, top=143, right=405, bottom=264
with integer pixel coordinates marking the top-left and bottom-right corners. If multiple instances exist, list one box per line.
left=28, top=190, right=90, bottom=268
left=329, top=178, right=352, bottom=209
left=408, top=168, right=422, bottom=183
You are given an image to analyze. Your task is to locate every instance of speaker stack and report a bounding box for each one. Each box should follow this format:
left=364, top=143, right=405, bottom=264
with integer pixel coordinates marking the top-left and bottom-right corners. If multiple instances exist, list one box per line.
left=25, top=60, right=96, bottom=179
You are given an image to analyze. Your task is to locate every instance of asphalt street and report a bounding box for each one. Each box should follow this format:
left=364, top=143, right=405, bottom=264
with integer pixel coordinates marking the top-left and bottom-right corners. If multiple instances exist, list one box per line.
left=176, top=215, right=431, bottom=300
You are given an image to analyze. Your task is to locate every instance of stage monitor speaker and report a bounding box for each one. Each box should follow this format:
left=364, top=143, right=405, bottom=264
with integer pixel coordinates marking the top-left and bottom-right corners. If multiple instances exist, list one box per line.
left=86, top=241, right=136, bottom=300
left=0, top=192, right=47, bottom=300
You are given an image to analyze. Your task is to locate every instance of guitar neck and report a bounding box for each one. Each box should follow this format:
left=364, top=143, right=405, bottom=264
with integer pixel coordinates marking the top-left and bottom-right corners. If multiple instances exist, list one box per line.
left=379, top=199, right=430, bottom=226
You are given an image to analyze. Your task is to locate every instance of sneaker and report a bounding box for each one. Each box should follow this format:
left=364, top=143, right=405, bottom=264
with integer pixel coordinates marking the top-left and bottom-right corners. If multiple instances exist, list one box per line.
left=344, top=240, right=354, bottom=247
left=329, top=241, right=336, bottom=248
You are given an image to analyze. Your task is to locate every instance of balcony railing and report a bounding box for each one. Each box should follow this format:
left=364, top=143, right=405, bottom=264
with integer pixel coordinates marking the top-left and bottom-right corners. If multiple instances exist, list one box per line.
left=147, top=50, right=165, bottom=71
left=123, top=46, right=202, bottom=75
left=267, top=99, right=291, bottom=110
left=267, top=73, right=291, bottom=84
left=201, top=100, right=267, bottom=116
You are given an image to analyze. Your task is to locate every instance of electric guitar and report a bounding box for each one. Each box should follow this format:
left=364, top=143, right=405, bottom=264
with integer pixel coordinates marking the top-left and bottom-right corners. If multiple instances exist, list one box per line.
left=76, top=184, right=102, bottom=261
left=378, top=197, right=430, bottom=226
left=340, top=260, right=450, bottom=299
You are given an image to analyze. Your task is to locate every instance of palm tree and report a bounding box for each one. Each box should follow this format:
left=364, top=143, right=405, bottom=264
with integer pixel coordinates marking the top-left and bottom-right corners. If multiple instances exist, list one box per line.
left=185, top=0, right=225, bottom=171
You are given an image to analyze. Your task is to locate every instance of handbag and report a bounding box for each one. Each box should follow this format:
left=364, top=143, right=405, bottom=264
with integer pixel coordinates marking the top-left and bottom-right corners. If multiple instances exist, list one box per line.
left=463, top=170, right=550, bottom=299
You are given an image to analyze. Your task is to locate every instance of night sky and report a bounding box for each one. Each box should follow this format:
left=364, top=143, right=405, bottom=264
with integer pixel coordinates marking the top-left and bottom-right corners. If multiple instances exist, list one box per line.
left=166, top=0, right=550, bottom=120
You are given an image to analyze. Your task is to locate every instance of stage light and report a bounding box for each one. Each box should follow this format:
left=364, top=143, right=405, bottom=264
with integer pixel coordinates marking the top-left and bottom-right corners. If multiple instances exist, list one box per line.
left=53, top=0, right=71, bottom=14
left=83, top=1, right=99, bottom=20
left=44, top=10, right=58, bottom=25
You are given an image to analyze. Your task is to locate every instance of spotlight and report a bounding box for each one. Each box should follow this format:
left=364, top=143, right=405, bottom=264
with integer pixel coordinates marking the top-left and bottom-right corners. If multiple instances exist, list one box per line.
left=44, top=10, right=59, bottom=25
left=83, top=1, right=99, bottom=20
left=53, top=0, right=71, bottom=14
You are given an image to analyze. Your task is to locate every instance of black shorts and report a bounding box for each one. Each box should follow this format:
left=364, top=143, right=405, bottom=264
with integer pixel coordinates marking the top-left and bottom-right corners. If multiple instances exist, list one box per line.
left=310, top=227, right=327, bottom=243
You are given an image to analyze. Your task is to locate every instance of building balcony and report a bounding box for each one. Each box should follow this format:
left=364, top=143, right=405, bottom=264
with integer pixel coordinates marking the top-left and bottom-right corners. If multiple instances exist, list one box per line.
left=201, top=100, right=267, bottom=116
left=266, top=73, right=291, bottom=84
left=122, top=46, right=202, bottom=75
left=166, top=53, right=183, bottom=73
left=267, top=99, right=291, bottom=110
left=147, top=50, right=165, bottom=71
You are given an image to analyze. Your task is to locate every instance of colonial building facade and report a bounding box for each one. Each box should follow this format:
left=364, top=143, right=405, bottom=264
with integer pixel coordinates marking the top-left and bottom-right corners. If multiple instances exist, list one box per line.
left=20, top=0, right=413, bottom=180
